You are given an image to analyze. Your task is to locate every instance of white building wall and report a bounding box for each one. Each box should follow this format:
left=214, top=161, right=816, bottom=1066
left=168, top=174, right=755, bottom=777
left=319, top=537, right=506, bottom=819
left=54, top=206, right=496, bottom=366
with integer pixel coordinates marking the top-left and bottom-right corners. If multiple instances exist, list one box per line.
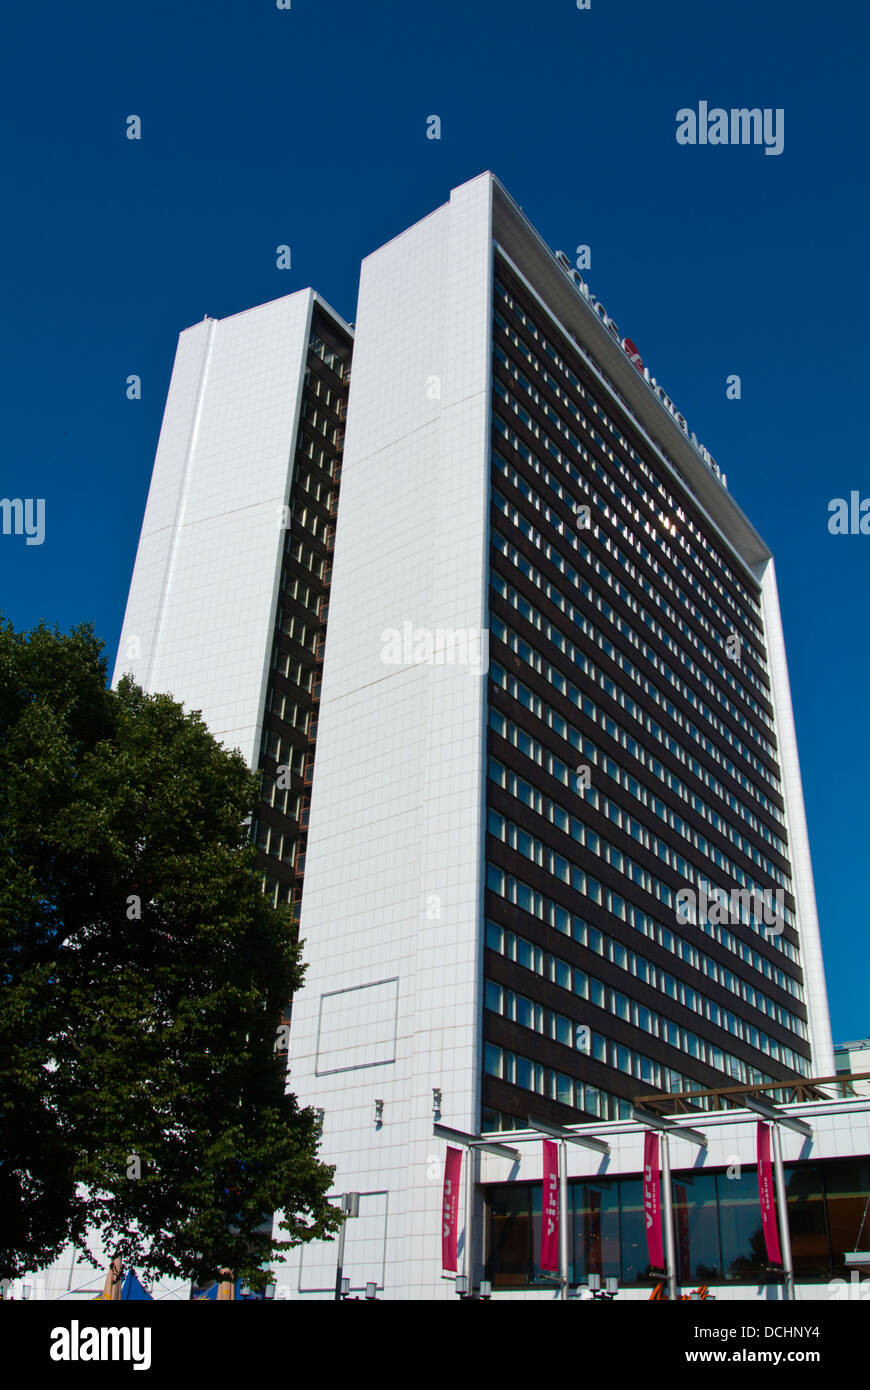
left=276, top=174, right=495, bottom=1299
left=112, top=291, right=318, bottom=767
left=758, top=559, right=835, bottom=1074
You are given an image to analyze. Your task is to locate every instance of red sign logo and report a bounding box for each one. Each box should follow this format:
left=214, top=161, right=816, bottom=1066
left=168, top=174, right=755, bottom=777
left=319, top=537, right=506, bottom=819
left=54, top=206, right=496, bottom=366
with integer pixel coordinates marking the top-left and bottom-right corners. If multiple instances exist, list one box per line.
left=623, top=338, right=644, bottom=372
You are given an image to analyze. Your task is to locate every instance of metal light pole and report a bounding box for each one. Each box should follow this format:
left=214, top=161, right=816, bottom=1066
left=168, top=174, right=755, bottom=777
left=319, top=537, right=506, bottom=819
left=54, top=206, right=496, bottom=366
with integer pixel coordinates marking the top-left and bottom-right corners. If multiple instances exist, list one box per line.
left=771, top=1124, right=795, bottom=1301
left=558, top=1140, right=569, bottom=1301
left=334, top=1192, right=359, bottom=1301
left=465, top=1143, right=478, bottom=1291
left=660, top=1131, right=678, bottom=1302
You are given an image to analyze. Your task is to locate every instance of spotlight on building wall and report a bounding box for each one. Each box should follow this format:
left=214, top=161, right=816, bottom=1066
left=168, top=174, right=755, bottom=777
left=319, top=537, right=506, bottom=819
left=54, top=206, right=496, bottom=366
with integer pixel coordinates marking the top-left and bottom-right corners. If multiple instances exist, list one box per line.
left=432, top=1088, right=442, bottom=1119
left=374, top=1098, right=384, bottom=1127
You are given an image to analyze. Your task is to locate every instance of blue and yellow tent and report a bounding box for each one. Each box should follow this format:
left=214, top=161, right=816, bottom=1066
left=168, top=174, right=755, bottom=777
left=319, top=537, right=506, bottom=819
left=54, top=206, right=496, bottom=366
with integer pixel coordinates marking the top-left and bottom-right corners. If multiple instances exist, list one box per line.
left=93, top=1269, right=153, bottom=1300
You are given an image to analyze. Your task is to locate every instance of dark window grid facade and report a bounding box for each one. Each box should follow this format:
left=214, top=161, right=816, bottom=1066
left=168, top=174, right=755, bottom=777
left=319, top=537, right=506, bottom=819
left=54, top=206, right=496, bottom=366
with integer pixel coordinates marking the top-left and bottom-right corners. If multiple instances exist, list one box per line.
left=488, top=651, right=791, bottom=882
left=485, top=851, right=804, bottom=1024
left=480, top=1024, right=777, bottom=1128
left=489, top=484, right=776, bottom=816
left=482, top=670, right=808, bottom=1110
left=481, top=663, right=807, bottom=1108
left=486, top=996, right=793, bottom=1097
left=485, top=746, right=807, bottom=1022
left=488, top=678, right=792, bottom=903
left=491, top=366, right=767, bottom=706
left=491, top=602, right=786, bottom=853
left=490, top=420, right=768, bottom=736
left=483, top=273, right=812, bottom=1125
left=483, top=1157, right=870, bottom=1289
left=483, top=909, right=808, bottom=1051
left=488, top=451, right=784, bottom=820
left=488, top=543, right=786, bottom=855
left=486, top=593, right=799, bottom=953
left=489, top=421, right=782, bottom=792
left=483, top=833, right=810, bottom=1101
left=489, top=429, right=774, bottom=732
left=489, top=339, right=770, bottom=682
left=484, top=818, right=806, bottom=1017
left=486, top=530, right=797, bottom=921
left=483, top=707, right=806, bottom=1039
left=489, top=505, right=776, bottom=809
left=488, top=619, right=787, bottom=863
left=493, top=265, right=764, bottom=640
left=490, top=560, right=781, bottom=834
left=486, top=780, right=801, bottom=983
left=484, top=920, right=808, bottom=1082
left=489, top=405, right=772, bottom=728
left=480, top=904, right=809, bottom=1129
left=483, top=1069, right=636, bottom=1129
left=482, top=1027, right=784, bottom=1126
left=253, top=313, right=351, bottom=923
left=491, top=269, right=762, bottom=624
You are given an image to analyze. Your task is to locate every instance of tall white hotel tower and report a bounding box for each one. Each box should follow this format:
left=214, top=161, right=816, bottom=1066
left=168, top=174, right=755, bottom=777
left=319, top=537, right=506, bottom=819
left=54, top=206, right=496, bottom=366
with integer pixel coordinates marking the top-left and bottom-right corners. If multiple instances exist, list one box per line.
left=114, top=173, right=842, bottom=1302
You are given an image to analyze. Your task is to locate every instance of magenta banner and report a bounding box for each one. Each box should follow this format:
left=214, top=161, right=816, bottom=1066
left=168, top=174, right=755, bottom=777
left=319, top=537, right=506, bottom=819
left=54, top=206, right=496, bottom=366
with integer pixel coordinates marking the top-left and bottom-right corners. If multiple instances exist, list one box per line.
left=643, top=1130, right=664, bottom=1271
left=441, top=1146, right=462, bottom=1273
left=757, top=1122, right=782, bottom=1265
left=541, top=1140, right=560, bottom=1272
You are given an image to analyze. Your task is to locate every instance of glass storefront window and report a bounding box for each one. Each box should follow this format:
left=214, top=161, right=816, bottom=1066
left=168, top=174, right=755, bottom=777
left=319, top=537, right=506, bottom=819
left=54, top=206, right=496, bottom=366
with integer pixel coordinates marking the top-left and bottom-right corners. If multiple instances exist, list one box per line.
left=483, top=1158, right=870, bottom=1291
left=785, top=1164, right=829, bottom=1281
left=824, top=1159, right=870, bottom=1277
left=572, top=1182, right=619, bottom=1285
left=618, top=1179, right=652, bottom=1284
left=673, top=1173, right=721, bottom=1284
left=716, top=1169, right=776, bottom=1283
left=486, top=1185, right=533, bottom=1289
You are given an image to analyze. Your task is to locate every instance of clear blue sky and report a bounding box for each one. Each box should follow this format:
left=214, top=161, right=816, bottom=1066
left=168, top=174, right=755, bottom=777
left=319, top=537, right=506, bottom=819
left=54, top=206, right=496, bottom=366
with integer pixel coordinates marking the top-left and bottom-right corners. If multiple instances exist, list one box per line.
left=1, top=0, right=867, bottom=1045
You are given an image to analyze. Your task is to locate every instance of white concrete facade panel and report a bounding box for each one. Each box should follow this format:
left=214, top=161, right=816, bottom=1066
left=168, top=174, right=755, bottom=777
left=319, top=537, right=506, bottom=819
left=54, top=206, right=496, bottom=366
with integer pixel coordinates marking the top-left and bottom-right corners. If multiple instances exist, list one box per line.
left=758, top=559, right=834, bottom=1073
left=278, top=175, right=495, bottom=1299
left=112, top=292, right=315, bottom=767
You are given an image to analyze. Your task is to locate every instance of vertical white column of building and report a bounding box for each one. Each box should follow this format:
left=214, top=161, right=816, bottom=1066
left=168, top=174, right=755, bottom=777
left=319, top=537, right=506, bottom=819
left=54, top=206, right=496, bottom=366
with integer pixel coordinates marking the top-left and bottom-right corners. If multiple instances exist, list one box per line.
left=758, top=558, right=834, bottom=1074
left=112, top=292, right=316, bottom=769
left=113, top=318, right=214, bottom=696
left=282, top=175, right=495, bottom=1300
left=410, top=175, right=494, bottom=1296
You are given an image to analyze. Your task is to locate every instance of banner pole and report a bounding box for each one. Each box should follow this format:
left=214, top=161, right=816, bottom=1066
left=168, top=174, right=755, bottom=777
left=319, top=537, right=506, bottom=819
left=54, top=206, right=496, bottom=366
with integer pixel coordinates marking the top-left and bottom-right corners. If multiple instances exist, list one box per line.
left=660, top=1131, right=678, bottom=1301
left=465, top=1142, right=476, bottom=1292
left=559, top=1139, right=569, bottom=1300
left=771, top=1122, right=795, bottom=1301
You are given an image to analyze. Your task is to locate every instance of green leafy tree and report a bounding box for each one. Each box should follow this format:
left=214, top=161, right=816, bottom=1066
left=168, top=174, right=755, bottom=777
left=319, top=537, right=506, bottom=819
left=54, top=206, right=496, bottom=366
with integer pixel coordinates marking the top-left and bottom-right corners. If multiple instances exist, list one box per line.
left=0, top=619, right=340, bottom=1285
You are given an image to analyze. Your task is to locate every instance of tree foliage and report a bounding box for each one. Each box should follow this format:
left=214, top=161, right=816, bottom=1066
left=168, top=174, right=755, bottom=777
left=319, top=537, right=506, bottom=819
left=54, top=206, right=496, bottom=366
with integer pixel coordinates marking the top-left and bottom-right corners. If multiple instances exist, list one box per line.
left=0, top=619, right=340, bottom=1283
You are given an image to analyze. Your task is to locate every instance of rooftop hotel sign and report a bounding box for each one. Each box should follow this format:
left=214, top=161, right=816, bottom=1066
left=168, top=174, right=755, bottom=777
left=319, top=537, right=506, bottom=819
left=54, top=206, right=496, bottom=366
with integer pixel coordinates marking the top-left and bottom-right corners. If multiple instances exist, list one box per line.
left=553, top=250, right=726, bottom=489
